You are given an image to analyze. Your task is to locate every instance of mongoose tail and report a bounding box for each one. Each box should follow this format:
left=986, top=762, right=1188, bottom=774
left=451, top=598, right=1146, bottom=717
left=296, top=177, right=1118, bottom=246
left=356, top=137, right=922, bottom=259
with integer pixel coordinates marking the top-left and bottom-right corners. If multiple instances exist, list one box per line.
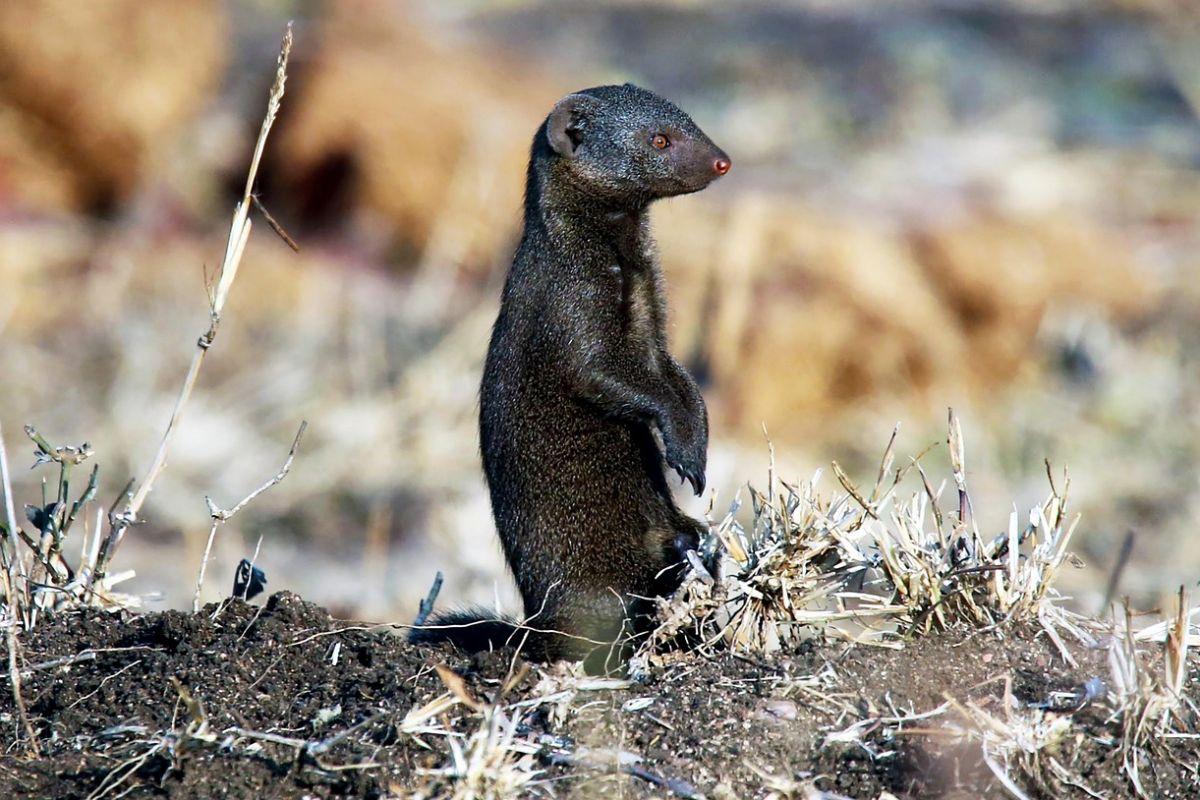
left=409, top=608, right=634, bottom=672
left=407, top=609, right=525, bottom=655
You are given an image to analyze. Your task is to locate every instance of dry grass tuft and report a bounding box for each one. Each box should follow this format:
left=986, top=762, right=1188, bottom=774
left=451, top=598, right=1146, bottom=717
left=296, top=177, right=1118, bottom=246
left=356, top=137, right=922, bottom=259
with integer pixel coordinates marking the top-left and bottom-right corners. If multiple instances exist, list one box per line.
left=437, top=707, right=539, bottom=800
left=940, top=588, right=1198, bottom=800
left=942, top=691, right=1079, bottom=800
left=638, top=412, right=1199, bottom=797
left=0, top=423, right=140, bottom=625
left=1108, top=588, right=1200, bottom=797
left=638, top=410, right=1093, bottom=666
left=411, top=663, right=636, bottom=799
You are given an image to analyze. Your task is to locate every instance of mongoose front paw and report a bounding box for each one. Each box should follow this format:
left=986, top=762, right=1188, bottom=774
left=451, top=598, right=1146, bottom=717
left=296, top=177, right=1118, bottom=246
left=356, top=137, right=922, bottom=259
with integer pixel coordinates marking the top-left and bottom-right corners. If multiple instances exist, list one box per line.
left=663, top=432, right=706, bottom=496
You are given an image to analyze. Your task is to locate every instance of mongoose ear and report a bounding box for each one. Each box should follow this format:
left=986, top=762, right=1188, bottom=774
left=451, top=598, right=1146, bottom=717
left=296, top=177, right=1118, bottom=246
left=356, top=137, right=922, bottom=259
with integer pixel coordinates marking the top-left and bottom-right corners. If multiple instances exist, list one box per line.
left=546, top=94, right=597, bottom=157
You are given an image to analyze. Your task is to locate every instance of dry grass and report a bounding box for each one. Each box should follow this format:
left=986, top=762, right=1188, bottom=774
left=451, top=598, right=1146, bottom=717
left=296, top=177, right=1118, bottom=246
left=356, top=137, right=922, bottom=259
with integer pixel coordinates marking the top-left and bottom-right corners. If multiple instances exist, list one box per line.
left=428, top=706, right=540, bottom=800
left=638, top=410, right=1093, bottom=668
left=0, top=23, right=299, bottom=761
left=0, top=23, right=296, bottom=628
left=1108, top=588, right=1200, bottom=797
left=942, top=695, right=1077, bottom=800
left=936, top=589, right=1200, bottom=800
left=634, top=414, right=1198, bottom=798
left=0, top=424, right=139, bottom=624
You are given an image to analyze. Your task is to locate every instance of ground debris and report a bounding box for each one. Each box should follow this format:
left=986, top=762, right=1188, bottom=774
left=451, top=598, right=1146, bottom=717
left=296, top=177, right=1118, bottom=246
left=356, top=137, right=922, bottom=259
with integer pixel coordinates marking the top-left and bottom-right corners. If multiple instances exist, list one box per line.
left=0, top=591, right=1196, bottom=799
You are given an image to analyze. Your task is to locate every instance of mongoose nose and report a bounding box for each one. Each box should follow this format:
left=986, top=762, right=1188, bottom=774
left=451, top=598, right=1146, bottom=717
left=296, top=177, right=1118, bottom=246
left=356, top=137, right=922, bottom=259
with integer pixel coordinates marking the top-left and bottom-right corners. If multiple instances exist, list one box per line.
left=714, top=157, right=731, bottom=176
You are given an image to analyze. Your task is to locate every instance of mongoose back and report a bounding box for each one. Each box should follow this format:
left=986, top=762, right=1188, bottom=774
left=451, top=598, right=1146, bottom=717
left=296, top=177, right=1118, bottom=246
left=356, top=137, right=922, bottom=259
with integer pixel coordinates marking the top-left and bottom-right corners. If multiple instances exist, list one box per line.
left=412, top=84, right=730, bottom=671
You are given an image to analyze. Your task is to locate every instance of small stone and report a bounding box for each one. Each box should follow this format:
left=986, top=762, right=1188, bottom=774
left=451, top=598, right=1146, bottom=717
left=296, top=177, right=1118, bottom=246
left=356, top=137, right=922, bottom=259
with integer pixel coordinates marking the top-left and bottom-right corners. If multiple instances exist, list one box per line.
left=981, top=653, right=994, bottom=664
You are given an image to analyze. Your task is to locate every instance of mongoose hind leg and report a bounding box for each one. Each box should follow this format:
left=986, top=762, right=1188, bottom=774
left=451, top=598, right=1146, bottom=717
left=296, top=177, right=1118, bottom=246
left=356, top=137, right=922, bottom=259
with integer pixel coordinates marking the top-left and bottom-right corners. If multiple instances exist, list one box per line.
left=643, top=516, right=707, bottom=598
left=530, top=590, right=645, bottom=675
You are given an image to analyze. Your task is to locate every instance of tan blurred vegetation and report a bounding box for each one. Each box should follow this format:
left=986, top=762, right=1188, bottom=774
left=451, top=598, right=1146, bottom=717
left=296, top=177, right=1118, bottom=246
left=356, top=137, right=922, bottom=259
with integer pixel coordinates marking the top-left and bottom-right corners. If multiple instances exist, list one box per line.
left=2, top=0, right=1198, bottom=620
left=0, top=0, right=228, bottom=212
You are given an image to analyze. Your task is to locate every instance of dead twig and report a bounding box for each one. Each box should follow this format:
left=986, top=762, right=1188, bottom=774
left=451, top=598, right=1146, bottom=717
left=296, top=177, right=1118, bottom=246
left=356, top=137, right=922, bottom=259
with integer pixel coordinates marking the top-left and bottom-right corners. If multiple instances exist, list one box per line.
left=0, top=422, right=30, bottom=622
left=192, top=421, right=307, bottom=610
left=251, top=194, right=300, bottom=252
left=4, top=620, right=40, bottom=756
left=101, top=22, right=295, bottom=572
left=413, top=570, right=443, bottom=627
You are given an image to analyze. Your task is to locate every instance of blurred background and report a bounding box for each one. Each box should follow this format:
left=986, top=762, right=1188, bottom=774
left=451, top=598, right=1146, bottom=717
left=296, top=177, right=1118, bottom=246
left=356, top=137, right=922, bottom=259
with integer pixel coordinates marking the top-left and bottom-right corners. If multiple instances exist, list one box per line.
left=1, top=0, right=1198, bottom=621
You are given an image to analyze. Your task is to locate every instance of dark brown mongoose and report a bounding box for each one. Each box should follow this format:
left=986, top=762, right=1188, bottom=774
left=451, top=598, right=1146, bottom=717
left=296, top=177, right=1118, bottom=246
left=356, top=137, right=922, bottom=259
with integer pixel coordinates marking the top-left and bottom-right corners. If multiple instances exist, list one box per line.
left=411, top=84, right=731, bottom=672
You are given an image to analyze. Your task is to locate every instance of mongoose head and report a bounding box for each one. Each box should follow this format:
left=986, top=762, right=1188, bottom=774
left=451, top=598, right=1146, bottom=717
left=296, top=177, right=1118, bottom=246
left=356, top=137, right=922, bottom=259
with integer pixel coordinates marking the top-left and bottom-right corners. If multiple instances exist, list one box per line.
left=542, top=84, right=731, bottom=208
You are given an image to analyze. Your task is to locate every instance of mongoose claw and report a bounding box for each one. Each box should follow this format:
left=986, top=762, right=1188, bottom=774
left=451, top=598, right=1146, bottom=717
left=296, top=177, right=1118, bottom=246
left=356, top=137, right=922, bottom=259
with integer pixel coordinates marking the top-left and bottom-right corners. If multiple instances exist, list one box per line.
left=669, top=460, right=705, bottom=496
left=662, top=422, right=707, bottom=496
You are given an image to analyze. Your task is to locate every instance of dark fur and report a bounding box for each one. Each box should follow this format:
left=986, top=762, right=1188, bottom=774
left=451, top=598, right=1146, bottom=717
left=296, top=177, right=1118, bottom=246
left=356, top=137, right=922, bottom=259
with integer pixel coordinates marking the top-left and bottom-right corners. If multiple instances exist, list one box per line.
left=407, top=609, right=526, bottom=654
left=412, top=84, right=730, bottom=672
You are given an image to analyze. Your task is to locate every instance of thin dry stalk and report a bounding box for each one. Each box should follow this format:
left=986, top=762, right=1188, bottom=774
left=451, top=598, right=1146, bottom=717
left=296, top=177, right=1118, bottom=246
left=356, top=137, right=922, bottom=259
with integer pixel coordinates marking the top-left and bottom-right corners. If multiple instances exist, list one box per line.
left=192, top=421, right=307, bottom=610
left=4, top=619, right=40, bottom=755
left=99, top=23, right=295, bottom=574
left=1162, top=587, right=1192, bottom=726
left=0, top=422, right=29, bottom=621
left=0, top=24, right=299, bottom=626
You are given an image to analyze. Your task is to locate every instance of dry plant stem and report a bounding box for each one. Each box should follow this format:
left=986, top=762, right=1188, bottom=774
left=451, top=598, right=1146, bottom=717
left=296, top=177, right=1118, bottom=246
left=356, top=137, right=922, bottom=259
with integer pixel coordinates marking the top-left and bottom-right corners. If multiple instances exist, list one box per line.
left=1164, top=586, right=1191, bottom=721
left=5, top=622, right=40, bottom=756
left=250, top=195, right=299, bottom=252
left=414, top=571, right=444, bottom=627
left=0, top=423, right=20, bottom=542
left=241, top=533, right=266, bottom=604
left=104, top=23, right=294, bottom=569
left=193, top=421, right=306, bottom=611
left=948, top=407, right=974, bottom=536
left=88, top=479, right=133, bottom=598
left=0, top=422, right=29, bottom=621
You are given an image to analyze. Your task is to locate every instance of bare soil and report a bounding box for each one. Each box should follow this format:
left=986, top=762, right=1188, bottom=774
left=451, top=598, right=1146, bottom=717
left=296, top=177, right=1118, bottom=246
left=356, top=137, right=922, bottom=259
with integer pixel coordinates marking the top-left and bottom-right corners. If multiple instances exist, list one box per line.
left=1, top=592, right=1196, bottom=799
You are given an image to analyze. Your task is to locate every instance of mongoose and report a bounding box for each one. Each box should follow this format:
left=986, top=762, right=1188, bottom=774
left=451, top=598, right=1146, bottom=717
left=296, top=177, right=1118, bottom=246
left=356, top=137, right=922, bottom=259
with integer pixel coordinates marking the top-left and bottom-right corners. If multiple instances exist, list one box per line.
left=412, top=84, right=730, bottom=671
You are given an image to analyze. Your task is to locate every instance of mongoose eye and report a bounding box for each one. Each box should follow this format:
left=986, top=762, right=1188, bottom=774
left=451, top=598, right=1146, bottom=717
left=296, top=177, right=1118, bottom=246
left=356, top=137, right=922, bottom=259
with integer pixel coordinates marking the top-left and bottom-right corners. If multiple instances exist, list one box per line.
left=650, top=133, right=670, bottom=150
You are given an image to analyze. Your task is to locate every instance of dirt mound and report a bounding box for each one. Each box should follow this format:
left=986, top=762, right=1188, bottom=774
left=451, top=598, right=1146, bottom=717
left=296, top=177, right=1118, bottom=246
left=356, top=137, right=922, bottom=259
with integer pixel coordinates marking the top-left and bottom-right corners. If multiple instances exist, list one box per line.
left=2, top=592, right=1195, bottom=799
left=4, top=593, right=440, bottom=798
